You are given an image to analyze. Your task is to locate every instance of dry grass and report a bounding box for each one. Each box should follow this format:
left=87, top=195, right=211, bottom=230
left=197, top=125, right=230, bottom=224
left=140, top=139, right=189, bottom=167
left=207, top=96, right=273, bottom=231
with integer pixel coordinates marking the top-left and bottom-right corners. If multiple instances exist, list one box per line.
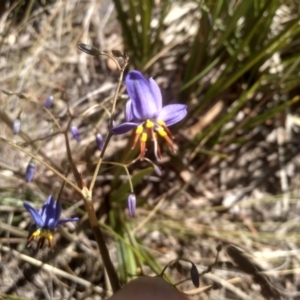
left=1, top=1, right=300, bottom=299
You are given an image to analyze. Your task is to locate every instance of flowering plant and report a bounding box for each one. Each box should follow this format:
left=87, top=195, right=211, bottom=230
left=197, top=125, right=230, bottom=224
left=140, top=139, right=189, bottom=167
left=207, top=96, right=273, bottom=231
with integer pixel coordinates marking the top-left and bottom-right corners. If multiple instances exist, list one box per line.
left=112, top=71, right=187, bottom=159
left=23, top=195, right=79, bottom=249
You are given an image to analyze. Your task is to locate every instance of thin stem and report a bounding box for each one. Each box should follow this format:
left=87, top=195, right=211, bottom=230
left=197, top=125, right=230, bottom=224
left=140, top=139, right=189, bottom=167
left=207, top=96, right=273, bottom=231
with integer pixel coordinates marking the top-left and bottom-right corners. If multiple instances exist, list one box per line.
left=89, top=132, right=112, bottom=191
left=64, top=125, right=120, bottom=291
left=111, top=55, right=129, bottom=116
left=57, top=167, right=71, bottom=202
left=124, top=166, right=134, bottom=193
left=78, top=52, right=129, bottom=293
left=0, top=107, right=63, bottom=172
left=43, top=106, right=62, bottom=131
left=82, top=189, right=121, bottom=292
left=89, top=54, right=128, bottom=191
left=19, top=131, right=61, bottom=146
left=0, top=136, right=81, bottom=193
left=64, top=118, right=82, bottom=188
left=101, top=53, right=121, bottom=71
left=79, top=103, right=111, bottom=119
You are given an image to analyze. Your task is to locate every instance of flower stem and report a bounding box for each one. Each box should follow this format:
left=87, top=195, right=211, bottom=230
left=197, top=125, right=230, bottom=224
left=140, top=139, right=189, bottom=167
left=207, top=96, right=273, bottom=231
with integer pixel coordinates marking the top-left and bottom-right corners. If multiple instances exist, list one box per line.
left=82, top=188, right=121, bottom=292
left=89, top=132, right=112, bottom=191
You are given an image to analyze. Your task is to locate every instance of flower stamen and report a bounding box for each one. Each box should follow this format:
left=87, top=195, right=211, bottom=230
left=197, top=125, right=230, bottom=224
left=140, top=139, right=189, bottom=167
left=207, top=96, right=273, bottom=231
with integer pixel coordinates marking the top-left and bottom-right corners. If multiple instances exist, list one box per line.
left=23, top=196, right=78, bottom=250
left=145, top=120, right=154, bottom=129
left=153, top=133, right=162, bottom=160
left=157, top=120, right=173, bottom=138
left=157, top=128, right=176, bottom=153
left=27, top=228, right=54, bottom=250
left=132, top=125, right=144, bottom=149
left=140, top=132, right=148, bottom=159
left=111, top=70, right=187, bottom=159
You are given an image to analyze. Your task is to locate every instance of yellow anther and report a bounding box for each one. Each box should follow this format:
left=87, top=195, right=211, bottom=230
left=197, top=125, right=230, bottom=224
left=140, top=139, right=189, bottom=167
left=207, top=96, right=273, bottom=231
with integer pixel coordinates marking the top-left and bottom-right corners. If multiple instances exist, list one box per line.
left=28, top=228, right=54, bottom=249
left=32, top=229, right=42, bottom=238
left=157, top=128, right=167, bottom=137
left=141, top=132, right=148, bottom=142
left=157, top=120, right=166, bottom=126
left=30, top=229, right=53, bottom=240
left=136, top=125, right=143, bottom=134
left=41, top=231, right=53, bottom=241
left=145, top=120, right=154, bottom=128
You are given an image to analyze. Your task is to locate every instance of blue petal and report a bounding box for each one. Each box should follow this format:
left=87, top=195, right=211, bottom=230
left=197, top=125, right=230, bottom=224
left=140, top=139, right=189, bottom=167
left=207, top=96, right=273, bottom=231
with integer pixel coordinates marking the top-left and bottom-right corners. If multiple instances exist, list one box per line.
left=157, top=104, right=187, bottom=127
left=96, top=133, right=104, bottom=151
left=47, top=219, right=58, bottom=230
left=111, top=122, right=139, bottom=134
left=40, top=195, right=57, bottom=228
left=56, top=217, right=79, bottom=226
left=44, top=95, right=54, bottom=108
left=13, top=119, right=21, bottom=135
left=25, top=161, right=35, bottom=183
left=125, top=100, right=133, bottom=121
left=39, top=195, right=55, bottom=217
left=149, top=78, right=162, bottom=111
left=70, top=126, right=80, bottom=142
left=55, top=200, right=62, bottom=221
left=127, top=194, right=136, bottom=217
left=23, top=202, right=44, bottom=228
left=126, top=71, right=161, bottom=120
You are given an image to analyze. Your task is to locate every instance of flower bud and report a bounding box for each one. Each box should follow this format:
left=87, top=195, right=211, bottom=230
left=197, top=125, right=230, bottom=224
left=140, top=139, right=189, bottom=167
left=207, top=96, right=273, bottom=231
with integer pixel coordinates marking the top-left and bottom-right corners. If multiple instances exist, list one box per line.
left=111, top=50, right=123, bottom=58
left=153, top=164, right=162, bottom=176
left=96, top=133, right=104, bottom=151
left=190, top=263, right=199, bottom=288
left=13, top=119, right=21, bottom=135
left=44, top=95, right=54, bottom=108
left=25, top=161, right=35, bottom=183
left=71, top=126, right=80, bottom=142
left=127, top=193, right=136, bottom=217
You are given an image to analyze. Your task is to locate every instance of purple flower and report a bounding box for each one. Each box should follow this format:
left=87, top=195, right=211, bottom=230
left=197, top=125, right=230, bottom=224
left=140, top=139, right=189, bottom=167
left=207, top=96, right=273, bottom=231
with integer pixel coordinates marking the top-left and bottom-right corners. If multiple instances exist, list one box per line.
left=153, top=164, right=162, bottom=177
left=112, top=71, right=187, bottom=159
left=71, top=125, right=80, bottom=142
left=23, top=195, right=79, bottom=249
left=96, top=133, right=104, bottom=151
left=127, top=193, right=136, bottom=217
left=25, top=161, right=35, bottom=183
left=13, top=118, right=21, bottom=135
left=44, top=95, right=54, bottom=108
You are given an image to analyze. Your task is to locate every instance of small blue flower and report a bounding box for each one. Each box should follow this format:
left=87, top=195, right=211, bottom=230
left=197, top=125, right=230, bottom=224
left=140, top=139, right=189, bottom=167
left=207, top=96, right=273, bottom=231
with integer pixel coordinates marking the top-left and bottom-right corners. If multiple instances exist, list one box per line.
left=127, top=193, right=136, bottom=217
left=112, top=71, right=187, bottom=159
left=44, top=95, right=54, bottom=108
left=25, top=160, right=35, bottom=183
left=71, top=125, right=80, bottom=142
left=23, top=195, right=79, bottom=249
left=13, top=119, right=21, bottom=135
left=96, top=133, right=104, bottom=151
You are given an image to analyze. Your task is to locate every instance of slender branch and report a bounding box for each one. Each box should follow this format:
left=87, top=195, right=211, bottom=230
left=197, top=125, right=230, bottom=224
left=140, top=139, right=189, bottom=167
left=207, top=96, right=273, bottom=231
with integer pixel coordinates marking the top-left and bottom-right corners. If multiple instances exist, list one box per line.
left=89, top=132, right=112, bottom=191
left=64, top=126, right=120, bottom=291
left=89, top=54, right=128, bottom=191
left=111, top=54, right=129, bottom=116
left=0, top=110, right=63, bottom=172
left=75, top=50, right=129, bottom=293
left=0, top=136, right=81, bottom=193
left=82, top=188, right=121, bottom=292
left=64, top=118, right=82, bottom=188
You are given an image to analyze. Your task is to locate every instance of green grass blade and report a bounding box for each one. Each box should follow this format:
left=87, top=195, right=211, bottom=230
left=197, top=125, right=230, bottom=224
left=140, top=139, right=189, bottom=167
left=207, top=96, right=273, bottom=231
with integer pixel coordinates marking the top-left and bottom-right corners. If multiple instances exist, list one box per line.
left=193, top=79, right=261, bottom=145
left=113, top=0, right=138, bottom=60
left=213, top=0, right=253, bottom=54
left=244, top=96, right=300, bottom=129
left=191, top=19, right=300, bottom=117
